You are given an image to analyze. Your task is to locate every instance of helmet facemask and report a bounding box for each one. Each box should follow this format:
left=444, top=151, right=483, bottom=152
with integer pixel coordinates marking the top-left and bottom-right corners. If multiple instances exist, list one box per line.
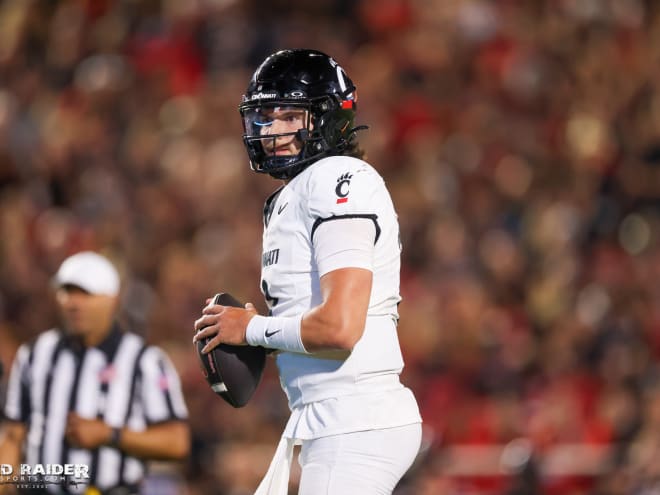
left=240, top=96, right=353, bottom=180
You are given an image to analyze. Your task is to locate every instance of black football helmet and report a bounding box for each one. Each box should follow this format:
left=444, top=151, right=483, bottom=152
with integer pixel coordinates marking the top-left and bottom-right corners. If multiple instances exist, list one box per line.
left=239, top=49, right=364, bottom=180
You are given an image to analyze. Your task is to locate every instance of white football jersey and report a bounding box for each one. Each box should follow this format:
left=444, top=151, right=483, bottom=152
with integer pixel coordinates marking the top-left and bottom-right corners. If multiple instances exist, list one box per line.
left=259, top=156, right=421, bottom=438
left=260, top=155, right=401, bottom=320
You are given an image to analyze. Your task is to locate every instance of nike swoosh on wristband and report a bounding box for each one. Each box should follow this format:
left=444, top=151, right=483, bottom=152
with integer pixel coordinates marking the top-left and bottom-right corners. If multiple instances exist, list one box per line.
left=265, top=329, right=282, bottom=338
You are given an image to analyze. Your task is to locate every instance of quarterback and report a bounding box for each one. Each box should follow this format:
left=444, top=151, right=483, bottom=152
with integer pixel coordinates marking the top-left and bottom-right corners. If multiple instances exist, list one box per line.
left=193, top=49, right=422, bottom=495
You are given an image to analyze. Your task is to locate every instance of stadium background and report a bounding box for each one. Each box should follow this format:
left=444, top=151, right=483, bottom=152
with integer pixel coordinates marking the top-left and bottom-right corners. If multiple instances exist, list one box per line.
left=0, top=0, right=659, bottom=493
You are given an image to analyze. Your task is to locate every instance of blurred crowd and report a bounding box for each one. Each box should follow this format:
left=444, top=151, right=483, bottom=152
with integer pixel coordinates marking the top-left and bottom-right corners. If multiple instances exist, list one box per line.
left=1, top=0, right=660, bottom=494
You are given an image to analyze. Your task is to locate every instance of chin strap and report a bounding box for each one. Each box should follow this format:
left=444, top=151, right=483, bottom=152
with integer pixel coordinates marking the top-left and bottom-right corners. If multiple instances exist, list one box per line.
left=349, top=125, right=369, bottom=134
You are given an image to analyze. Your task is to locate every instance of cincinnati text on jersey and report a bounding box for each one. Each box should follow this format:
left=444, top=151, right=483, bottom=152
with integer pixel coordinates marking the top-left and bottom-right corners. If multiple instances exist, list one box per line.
left=262, top=248, right=280, bottom=267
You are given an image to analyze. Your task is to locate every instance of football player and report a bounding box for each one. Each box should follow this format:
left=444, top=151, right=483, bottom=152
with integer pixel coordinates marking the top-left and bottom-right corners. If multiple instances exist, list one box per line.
left=193, top=49, right=422, bottom=495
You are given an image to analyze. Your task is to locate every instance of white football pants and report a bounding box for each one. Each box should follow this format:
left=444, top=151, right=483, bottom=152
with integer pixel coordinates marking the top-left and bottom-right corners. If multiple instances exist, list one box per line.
left=297, top=423, right=422, bottom=495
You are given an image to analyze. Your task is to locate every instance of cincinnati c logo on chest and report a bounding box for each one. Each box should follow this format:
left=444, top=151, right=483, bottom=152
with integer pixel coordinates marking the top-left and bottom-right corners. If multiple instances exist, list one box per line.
left=262, top=248, right=280, bottom=267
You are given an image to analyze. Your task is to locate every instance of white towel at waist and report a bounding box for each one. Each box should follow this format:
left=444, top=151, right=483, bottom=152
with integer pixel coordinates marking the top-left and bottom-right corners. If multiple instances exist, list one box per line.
left=253, top=436, right=297, bottom=495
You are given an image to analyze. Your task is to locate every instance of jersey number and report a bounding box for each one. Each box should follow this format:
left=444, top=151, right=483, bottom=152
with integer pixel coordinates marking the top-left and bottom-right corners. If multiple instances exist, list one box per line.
left=261, top=280, right=279, bottom=316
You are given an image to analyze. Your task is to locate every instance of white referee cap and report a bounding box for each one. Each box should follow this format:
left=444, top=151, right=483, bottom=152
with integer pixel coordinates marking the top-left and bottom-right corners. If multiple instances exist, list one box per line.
left=54, top=251, right=120, bottom=297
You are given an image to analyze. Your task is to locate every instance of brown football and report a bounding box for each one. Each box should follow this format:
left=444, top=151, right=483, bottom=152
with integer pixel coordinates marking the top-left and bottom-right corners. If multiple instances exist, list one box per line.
left=195, top=293, right=266, bottom=408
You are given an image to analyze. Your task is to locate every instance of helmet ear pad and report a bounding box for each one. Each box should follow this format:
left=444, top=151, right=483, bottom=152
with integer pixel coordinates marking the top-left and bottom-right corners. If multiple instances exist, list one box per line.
left=313, top=107, right=355, bottom=154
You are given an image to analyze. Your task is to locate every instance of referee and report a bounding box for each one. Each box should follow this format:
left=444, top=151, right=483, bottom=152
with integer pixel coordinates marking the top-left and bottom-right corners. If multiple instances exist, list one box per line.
left=0, top=252, right=190, bottom=495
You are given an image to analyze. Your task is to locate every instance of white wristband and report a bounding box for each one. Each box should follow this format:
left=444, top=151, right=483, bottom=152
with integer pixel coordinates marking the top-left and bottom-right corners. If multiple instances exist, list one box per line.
left=246, top=314, right=308, bottom=354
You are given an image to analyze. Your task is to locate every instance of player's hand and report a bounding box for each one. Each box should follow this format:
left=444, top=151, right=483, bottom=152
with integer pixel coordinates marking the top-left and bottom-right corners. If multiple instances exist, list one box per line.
left=65, top=413, right=112, bottom=449
left=193, top=302, right=258, bottom=352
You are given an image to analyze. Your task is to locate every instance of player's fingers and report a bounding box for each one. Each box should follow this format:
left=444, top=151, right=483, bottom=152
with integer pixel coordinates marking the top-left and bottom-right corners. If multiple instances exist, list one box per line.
left=202, top=304, right=226, bottom=315
left=194, top=313, right=219, bottom=332
left=201, top=333, right=222, bottom=354
left=193, top=323, right=220, bottom=343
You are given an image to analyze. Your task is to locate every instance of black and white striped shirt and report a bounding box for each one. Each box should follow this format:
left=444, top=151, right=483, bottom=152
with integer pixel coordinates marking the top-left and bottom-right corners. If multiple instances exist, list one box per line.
left=4, top=324, right=188, bottom=493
